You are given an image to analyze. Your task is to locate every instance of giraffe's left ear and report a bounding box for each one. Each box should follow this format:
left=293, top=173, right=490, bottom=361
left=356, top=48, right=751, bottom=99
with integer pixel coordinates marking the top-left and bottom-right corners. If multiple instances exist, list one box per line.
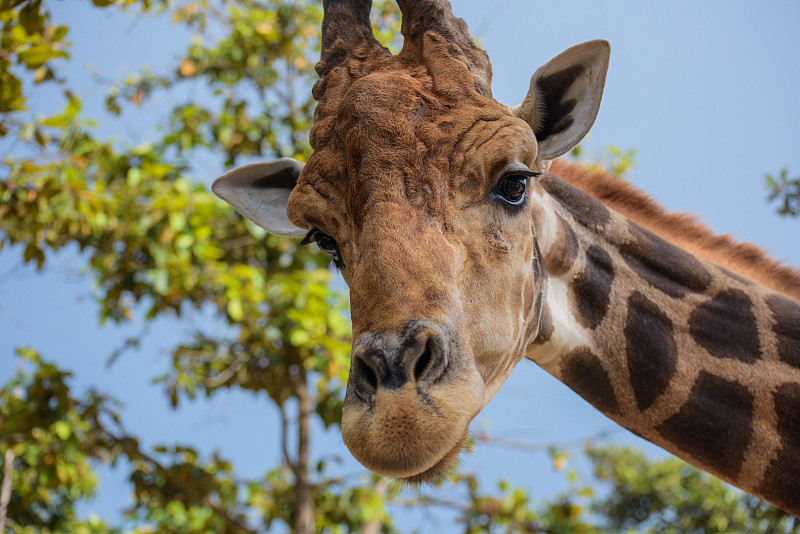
left=512, top=40, right=610, bottom=162
left=212, top=158, right=307, bottom=238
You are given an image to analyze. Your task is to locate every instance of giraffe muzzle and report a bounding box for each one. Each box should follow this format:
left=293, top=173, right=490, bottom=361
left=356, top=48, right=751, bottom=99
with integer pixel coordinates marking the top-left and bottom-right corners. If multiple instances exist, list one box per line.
left=341, top=319, right=485, bottom=479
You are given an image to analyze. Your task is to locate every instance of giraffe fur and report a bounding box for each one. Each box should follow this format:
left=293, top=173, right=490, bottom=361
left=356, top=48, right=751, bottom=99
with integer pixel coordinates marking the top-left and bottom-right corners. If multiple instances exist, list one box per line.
left=528, top=164, right=800, bottom=514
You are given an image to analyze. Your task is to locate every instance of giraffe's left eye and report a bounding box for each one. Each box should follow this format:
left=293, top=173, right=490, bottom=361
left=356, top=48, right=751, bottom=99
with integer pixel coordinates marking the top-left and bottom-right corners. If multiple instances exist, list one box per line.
left=493, top=169, right=541, bottom=207
left=495, top=175, right=527, bottom=204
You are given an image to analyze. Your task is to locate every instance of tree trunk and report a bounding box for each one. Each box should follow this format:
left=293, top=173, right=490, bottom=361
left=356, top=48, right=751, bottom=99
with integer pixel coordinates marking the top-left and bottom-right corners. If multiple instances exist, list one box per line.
left=294, top=369, right=314, bottom=534
left=360, top=478, right=387, bottom=534
left=0, top=359, right=22, bottom=532
left=0, top=448, right=14, bottom=532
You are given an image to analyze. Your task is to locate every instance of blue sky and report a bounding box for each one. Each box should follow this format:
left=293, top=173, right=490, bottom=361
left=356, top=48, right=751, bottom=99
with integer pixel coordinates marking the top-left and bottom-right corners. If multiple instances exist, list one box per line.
left=2, top=0, right=799, bottom=530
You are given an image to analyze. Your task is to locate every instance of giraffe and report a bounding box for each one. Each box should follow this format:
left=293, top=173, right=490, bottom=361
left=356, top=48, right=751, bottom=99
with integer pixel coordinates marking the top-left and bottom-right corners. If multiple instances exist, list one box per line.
left=212, top=0, right=800, bottom=516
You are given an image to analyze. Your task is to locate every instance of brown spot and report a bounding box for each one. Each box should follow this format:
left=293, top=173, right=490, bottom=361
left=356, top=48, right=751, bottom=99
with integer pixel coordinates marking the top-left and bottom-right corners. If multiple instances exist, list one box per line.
left=689, top=289, right=761, bottom=364
left=560, top=347, right=619, bottom=416
left=621, top=222, right=712, bottom=299
left=756, top=383, right=800, bottom=515
left=570, top=245, right=615, bottom=329
left=543, top=214, right=580, bottom=276
left=766, top=294, right=800, bottom=370
left=625, top=291, right=678, bottom=411
left=656, top=371, right=754, bottom=481
left=541, top=175, right=611, bottom=230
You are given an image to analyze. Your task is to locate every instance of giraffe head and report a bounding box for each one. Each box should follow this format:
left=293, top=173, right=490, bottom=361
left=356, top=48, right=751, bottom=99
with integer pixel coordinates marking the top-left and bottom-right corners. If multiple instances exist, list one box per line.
left=213, top=0, right=609, bottom=481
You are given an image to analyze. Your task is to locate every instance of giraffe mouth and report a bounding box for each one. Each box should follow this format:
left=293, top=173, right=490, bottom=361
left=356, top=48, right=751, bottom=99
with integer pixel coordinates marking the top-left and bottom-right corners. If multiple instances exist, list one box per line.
left=341, top=383, right=481, bottom=480
left=397, top=431, right=468, bottom=483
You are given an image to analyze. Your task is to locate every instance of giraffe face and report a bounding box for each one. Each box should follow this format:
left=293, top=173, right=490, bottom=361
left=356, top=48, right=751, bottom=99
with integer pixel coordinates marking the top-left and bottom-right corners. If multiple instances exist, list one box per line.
left=285, top=71, right=543, bottom=479
left=212, top=5, right=609, bottom=480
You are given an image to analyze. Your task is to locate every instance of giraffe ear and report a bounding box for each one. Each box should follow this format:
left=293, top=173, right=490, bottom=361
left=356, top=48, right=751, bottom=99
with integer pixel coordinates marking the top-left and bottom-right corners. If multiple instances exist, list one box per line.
left=212, top=158, right=307, bottom=237
left=512, top=40, right=610, bottom=161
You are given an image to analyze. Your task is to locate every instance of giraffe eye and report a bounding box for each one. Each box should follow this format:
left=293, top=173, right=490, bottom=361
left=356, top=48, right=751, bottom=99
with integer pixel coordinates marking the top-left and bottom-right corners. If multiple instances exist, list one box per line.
left=302, top=230, right=342, bottom=267
left=495, top=174, right=528, bottom=205
left=314, top=232, right=338, bottom=255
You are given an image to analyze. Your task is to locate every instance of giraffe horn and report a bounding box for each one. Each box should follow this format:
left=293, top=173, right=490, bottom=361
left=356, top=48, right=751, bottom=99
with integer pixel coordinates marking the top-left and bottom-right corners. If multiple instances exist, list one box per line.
left=395, top=0, right=492, bottom=95
left=317, top=0, right=386, bottom=78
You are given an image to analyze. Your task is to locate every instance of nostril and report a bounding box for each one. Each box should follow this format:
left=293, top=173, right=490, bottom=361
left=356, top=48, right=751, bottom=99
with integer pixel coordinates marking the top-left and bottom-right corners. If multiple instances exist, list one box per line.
left=354, top=354, right=379, bottom=395
left=349, top=323, right=448, bottom=396
left=413, top=337, right=435, bottom=384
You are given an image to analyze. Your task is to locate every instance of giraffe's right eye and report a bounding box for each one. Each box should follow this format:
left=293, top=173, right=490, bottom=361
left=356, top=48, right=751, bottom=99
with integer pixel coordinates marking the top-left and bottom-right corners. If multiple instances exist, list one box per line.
left=302, top=229, right=342, bottom=267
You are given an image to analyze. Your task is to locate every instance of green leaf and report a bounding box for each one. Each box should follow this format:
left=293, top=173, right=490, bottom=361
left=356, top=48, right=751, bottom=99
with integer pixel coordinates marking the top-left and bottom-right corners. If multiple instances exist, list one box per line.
left=19, top=0, right=44, bottom=35
left=0, top=68, right=25, bottom=113
left=126, top=167, right=142, bottom=186
left=15, top=346, right=40, bottom=363
left=290, top=329, right=310, bottom=346
left=53, top=420, right=72, bottom=440
left=149, top=269, right=169, bottom=294
left=227, top=298, right=243, bottom=321
left=41, top=115, right=68, bottom=128
left=169, top=212, right=187, bottom=232
left=23, top=241, right=45, bottom=269
left=52, top=25, right=68, bottom=42
left=17, top=44, right=67, bottom=69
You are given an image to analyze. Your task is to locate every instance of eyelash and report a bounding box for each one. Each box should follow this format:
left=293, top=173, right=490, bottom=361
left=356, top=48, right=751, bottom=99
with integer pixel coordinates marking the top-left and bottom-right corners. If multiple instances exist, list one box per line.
left=301, top=229, right=343, bottom=269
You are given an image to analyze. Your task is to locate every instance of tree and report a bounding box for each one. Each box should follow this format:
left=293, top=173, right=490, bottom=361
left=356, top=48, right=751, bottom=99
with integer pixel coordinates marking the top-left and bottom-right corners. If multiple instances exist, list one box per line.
left=1, top=1, right=796, bottom=532
left=2, top=0, right=389, bottom=531
left=766, top=168, right=800, bottom=218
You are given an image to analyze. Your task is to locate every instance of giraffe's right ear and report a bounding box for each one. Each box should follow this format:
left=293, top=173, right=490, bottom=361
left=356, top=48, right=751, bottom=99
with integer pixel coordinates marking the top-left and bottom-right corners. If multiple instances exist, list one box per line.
left=212, top=158, right=307, bottom=238
left=512, top=40, right=610, bottom=162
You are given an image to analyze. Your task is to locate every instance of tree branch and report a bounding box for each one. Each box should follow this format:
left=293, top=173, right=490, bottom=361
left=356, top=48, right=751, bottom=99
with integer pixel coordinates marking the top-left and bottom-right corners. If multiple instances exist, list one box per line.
left=360, top=478, right=386, bottom=534
left=0, top=358, right=23, bottom=532
left=474, top=428, right=619, bottom=452
left=278, top=401, right=297, bottom=474
left=292, top=362, right=314, bottom=534
left=0, top=448, right=14, bottom=533
left=112, top=436, right=255, bottom=534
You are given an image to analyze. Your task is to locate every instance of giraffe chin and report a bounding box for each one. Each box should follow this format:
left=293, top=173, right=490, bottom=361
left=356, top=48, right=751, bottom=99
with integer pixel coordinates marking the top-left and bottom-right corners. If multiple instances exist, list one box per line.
left=341, top=383, right=481, bottom=480
left=397, top=432, right=467, bottom=483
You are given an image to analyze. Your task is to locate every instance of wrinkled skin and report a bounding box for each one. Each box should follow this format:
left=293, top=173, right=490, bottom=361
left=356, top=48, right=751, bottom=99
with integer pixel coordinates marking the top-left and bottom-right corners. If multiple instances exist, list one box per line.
left=286, top=69, right=543, bottom=480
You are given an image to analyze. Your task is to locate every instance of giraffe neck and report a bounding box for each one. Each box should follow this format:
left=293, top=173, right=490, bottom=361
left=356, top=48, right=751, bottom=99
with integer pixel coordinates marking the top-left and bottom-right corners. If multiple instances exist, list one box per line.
left=525, top=173, right=800, bottom=516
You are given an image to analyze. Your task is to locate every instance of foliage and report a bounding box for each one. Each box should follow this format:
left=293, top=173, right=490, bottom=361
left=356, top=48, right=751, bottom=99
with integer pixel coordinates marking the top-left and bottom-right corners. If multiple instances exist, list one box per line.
left=0, top=0, right=69, bottom=124
left=1, top=0, right=388, bottom=531
left=766, top=168, right=800, bottom=217
left=0, top=1, right=795, bottom=533
left=588, top=446, right=798, bottom=534
left=1, top=349, right=393, bottom=533
left=1, top=348, right=115, bottom=534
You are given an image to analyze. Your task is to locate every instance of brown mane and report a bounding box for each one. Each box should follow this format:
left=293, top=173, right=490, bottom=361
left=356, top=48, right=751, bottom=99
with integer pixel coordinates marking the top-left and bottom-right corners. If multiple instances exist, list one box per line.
left=550, top=158, right=800, bottom=302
